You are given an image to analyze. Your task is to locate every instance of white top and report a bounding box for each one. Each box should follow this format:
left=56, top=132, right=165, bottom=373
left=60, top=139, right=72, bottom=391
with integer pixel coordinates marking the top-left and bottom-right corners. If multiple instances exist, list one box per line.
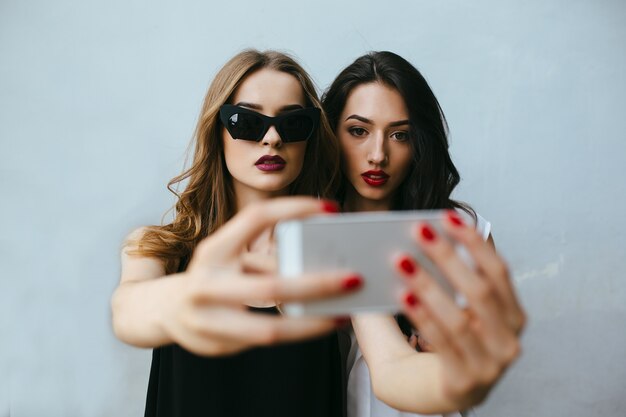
left=346, top=211, right=491, bottom=417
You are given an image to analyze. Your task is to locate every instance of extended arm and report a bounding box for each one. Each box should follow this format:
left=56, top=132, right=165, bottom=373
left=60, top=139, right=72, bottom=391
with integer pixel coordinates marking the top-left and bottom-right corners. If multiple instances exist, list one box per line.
left=352, top=314, right=468, bottom=414
left=353, top=211, right=525, bottom=413
left=111, top=197, right=363, bottom=356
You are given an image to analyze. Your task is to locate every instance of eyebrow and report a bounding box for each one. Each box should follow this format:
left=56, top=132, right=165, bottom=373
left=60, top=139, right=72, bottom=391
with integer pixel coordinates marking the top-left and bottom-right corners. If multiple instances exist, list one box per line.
left=345, top=114, right=410, bottom=128
left=235, top=102, right=304, bottom=112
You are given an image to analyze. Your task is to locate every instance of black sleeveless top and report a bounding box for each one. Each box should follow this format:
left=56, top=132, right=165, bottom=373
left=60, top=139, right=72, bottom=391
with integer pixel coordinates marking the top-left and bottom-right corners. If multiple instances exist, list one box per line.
left=144, top=259, right=346, bottom=417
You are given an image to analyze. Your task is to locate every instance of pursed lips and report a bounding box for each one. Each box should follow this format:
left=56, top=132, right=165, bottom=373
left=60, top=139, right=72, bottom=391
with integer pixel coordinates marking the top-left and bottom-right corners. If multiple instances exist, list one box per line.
left=361, top=170, right=389, bottom=186
left=255, top=155, right=286, bottom=172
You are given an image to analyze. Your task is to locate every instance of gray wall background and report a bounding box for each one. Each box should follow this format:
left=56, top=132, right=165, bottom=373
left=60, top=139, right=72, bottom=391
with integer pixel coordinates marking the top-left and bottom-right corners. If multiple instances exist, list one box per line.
left=1, top=0, right=625, bottom=416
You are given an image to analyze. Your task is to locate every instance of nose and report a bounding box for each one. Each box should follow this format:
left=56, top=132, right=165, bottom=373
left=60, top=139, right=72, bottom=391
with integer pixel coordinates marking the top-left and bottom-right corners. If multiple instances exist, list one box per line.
left=367, top=133, right=387, bottom=165
left=261, top=125, right=282, bottom=148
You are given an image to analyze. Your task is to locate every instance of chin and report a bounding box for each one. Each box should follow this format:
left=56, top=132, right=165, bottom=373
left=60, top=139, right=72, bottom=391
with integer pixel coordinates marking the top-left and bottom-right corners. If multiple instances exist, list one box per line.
left=354, top=186, right=388, bottom=202
left=255, top=178, right=295, bottom=193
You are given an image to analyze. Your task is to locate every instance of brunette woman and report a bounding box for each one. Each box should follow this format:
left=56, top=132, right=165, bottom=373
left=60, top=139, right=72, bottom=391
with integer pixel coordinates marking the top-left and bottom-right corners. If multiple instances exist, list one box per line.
left=322, top=51, right=526, bottom=416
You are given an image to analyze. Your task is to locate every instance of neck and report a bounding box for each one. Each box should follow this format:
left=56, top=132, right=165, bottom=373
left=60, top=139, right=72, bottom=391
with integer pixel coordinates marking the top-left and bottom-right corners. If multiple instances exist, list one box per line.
left=344, top=188, right=394, bottom=213
left=231, top=179, right=285, bottom=309
left=233, top=180, right=290, bottom=212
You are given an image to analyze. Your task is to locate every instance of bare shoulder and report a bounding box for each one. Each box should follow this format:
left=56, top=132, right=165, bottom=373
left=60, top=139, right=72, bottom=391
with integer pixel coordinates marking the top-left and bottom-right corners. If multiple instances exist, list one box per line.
left=120, top=227, right=169, bottom=284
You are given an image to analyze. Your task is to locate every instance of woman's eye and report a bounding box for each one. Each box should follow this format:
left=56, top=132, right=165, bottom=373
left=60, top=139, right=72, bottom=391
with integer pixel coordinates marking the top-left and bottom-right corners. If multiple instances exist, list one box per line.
left=391, top=131, right=409, bottom=142
left=349, top=127, right=367, bottom=137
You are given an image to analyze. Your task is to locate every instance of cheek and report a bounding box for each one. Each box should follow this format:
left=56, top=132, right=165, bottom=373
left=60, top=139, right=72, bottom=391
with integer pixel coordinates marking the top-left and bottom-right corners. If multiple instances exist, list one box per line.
left=394, top=146, right=414, bottom=176
left=222, top=140, right=236, bottom=164
left=223, top=136, right=253, bottom=168
left=339, top=140, right=360, bottom=174
left=294, top=142, right=307, bottom=161
left=288, top=142, right=307, bottom=166
left=222, top=131, right=235, bottom=160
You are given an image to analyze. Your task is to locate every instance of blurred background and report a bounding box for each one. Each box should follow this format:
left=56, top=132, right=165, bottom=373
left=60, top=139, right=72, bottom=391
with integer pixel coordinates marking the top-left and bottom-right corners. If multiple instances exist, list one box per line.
left=1, top=0, right=625, bottom=416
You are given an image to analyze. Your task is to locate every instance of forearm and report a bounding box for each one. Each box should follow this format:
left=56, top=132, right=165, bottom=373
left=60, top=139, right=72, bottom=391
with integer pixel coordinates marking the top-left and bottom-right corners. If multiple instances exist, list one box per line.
left=353, top=315, right=481, bottom=414
left=370, top=353, right=482, bottom=414
left=111, top=275, right=181, bottom=348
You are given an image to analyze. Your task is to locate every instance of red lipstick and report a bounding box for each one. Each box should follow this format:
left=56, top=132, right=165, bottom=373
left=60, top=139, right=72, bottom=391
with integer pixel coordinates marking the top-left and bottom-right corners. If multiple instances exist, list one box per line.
left=255, top=155, right=286, bottom=172
left=361, top=170, right=389, bottom=186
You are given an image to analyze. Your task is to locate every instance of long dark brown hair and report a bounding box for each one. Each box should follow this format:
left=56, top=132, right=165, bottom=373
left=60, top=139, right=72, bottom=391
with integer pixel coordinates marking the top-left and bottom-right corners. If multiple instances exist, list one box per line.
left=322, top=51, right=473, bottom=217
left=322, top=51, right=474, bottom=337
left=127, top=50, right=340, bottom=273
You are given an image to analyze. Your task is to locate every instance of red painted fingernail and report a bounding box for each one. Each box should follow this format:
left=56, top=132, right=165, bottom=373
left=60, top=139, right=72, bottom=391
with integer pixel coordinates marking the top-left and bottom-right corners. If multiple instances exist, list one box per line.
left=398, top=257, right=417, bottom=276
left=420, top=224, right=436, bottom=242
left=404, top=292, right=420, bottom=308
left=334, top=317, right=351, bottom=327
left=447, top=210, right=464, bottom=227
left=342, top=275, right=363, bottom=291
left=321, top=200, right=340, bottom=213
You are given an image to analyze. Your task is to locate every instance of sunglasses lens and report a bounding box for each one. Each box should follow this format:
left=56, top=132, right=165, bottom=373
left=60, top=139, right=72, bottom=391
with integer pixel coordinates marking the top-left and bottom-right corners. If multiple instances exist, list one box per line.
left=280, top=114, right=314, bottom=142
left=226, top=112, right=264, bottom=141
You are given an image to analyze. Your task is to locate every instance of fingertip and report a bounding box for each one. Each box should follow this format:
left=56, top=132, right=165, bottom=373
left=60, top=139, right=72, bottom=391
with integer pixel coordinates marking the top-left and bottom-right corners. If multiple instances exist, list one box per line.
left=334, top=316, right=352, bottom=328
left=341, top=274, right=364, bottom=291
left=445, top=210, right=464, bottom=227
left=395, top=254, right=418, bottom=277
left=413, top=222, right=436, bottom=243
left=321, top=200, right=340, bottom=213
left=403, top=291, right=420, bottom=308
left=420, top=224, right=436, bottom=242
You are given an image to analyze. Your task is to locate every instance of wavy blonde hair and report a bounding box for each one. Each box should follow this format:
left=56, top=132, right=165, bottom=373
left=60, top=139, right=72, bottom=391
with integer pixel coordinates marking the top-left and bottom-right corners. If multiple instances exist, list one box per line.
left=128, top=50, right=340, bottom=273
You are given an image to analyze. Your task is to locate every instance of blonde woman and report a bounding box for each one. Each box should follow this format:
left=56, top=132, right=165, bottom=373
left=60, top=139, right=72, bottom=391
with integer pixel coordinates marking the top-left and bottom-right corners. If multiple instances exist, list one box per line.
left=111, top=50, right=362, bottom=417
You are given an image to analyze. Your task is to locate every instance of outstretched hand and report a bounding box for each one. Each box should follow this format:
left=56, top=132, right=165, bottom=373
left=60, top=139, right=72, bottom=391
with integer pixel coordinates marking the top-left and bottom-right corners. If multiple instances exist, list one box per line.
left=161, top=197, right=362, bottom=356
left=396, top=210, right=525, bottom=406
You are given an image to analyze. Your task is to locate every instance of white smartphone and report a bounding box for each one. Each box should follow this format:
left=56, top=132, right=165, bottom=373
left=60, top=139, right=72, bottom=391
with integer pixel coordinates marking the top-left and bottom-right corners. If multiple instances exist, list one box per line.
left=276, top=210, right=467, bottom=317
